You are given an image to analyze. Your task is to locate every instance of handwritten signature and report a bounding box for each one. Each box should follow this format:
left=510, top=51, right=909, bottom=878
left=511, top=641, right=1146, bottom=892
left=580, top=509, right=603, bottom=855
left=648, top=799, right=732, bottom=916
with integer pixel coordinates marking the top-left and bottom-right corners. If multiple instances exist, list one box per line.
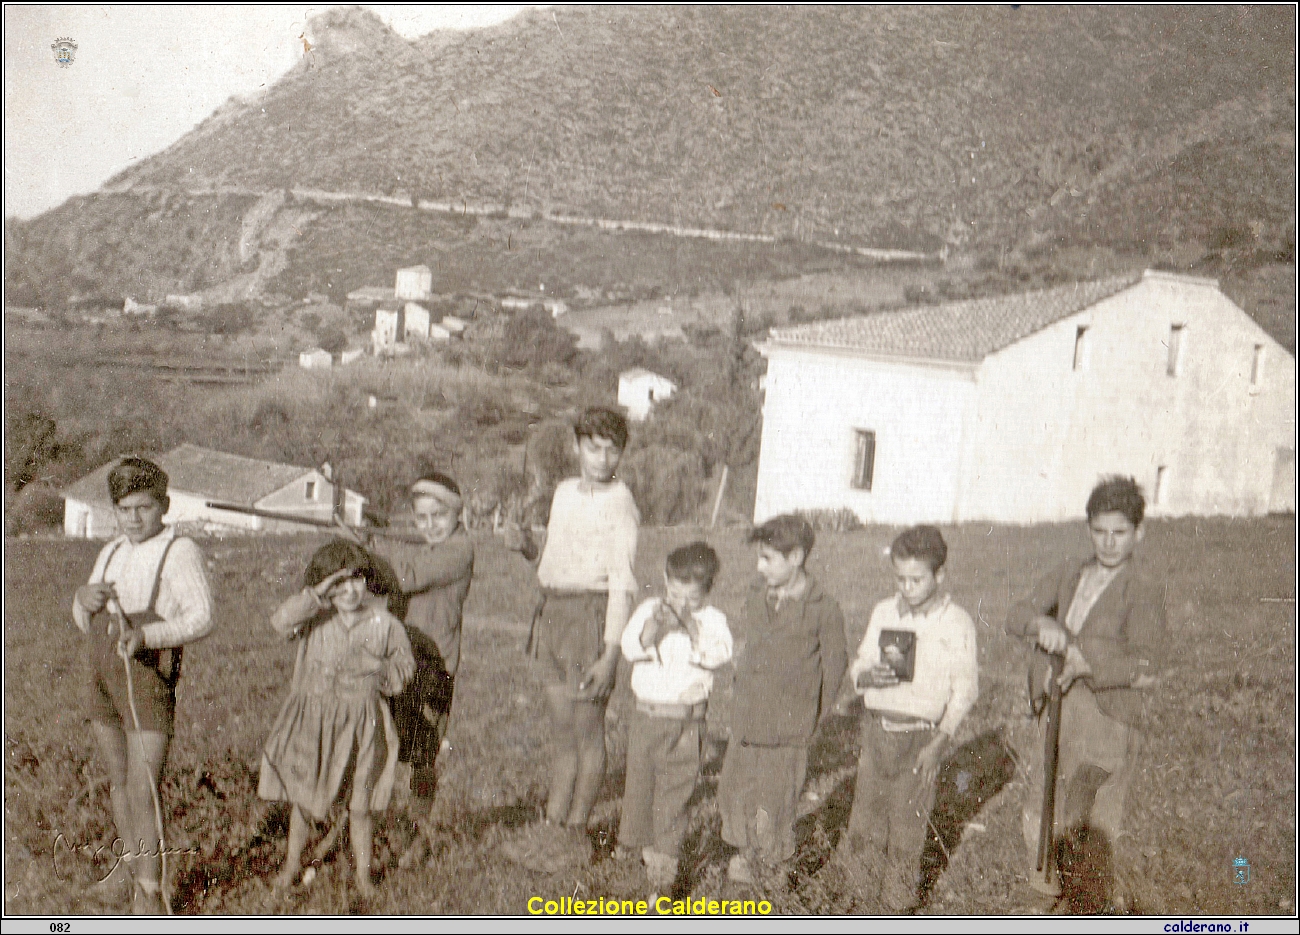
left=51, top=832, right=200, bottom=883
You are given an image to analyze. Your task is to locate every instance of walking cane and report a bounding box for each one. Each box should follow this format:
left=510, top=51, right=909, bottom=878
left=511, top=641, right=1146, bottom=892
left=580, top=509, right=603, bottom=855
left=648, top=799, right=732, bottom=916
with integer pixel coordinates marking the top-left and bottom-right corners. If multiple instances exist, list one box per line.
left=108, top=596, right=172, bottom=916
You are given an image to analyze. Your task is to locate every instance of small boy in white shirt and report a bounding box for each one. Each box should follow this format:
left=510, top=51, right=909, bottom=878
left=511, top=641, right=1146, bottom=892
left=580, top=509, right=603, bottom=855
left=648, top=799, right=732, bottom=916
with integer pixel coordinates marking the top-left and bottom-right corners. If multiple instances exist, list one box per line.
left=843, top=525, right=978, bottom=912
left=616, top=541, right=733, bottom=890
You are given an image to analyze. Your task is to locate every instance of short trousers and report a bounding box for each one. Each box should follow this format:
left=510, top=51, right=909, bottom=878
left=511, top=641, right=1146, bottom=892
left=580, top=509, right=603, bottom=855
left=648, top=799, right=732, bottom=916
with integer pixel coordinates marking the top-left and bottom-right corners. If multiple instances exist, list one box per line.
left=717, top=740, right=808, bottom=863
left=527, top=590, right=608, bottom=691
left=84, top=634, right=178, bottom=735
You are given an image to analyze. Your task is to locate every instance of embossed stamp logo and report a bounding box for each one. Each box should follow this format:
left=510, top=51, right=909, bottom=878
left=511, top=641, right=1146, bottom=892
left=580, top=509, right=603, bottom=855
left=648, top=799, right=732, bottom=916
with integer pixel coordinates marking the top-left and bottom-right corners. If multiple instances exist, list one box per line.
left=51, top=37, right=78, bottom=68
left=1233, top=856, right=1250, bottom=885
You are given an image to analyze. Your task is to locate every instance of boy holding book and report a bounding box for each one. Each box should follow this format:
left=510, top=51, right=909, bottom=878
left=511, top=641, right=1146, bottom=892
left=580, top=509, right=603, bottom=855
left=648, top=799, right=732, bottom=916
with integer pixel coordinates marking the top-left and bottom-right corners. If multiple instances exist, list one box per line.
left=844, top=525, right=978, bottom=912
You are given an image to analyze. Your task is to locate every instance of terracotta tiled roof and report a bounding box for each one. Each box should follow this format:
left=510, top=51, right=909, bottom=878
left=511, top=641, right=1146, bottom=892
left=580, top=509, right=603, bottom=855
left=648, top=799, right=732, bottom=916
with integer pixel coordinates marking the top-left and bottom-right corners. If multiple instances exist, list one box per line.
left=765, top=274, right=1142, bottom=362
left=63, top=444, right=313, bottom=507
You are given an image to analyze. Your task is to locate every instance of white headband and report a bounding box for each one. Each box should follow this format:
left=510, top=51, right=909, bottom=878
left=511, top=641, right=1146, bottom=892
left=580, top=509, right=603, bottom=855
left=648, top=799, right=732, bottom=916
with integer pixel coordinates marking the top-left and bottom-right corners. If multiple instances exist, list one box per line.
left=410, top=479, right=463, bottom=512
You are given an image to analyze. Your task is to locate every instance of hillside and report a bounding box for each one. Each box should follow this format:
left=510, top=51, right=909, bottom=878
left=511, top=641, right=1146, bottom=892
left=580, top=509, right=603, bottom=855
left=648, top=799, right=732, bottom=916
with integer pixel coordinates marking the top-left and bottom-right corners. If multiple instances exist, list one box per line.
left=5, top=6, right=1295, bottom=318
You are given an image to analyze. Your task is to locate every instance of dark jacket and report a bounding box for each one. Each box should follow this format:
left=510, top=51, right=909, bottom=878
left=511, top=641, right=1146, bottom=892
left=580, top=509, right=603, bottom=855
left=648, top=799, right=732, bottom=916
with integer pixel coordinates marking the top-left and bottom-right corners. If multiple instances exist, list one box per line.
left=1006, top=557, right=1167, bottom=726
left=376, top=528, right=475, bottom=677
left=730, top=576, right=848, bottom=746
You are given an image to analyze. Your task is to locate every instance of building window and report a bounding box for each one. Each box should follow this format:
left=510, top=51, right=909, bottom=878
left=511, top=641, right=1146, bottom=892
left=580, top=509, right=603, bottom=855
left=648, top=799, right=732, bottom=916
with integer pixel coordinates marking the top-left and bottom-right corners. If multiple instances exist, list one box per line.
left=1166, top=324, right=1186, bottom=377
left=1153, top=466, right=1168, bottom=506
left=852, top=430, right=876, bottom=491
left=1250, top=344, right=1265, bottom=393
left=1073, top=325, right=1089, bottom=371
left=305, top=481, right=316, bottom=500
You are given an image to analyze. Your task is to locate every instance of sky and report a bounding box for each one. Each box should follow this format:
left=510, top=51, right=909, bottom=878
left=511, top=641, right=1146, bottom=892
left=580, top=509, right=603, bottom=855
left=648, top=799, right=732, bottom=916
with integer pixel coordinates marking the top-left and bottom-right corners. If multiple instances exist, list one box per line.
left=3, top=5, right=539, bottom=220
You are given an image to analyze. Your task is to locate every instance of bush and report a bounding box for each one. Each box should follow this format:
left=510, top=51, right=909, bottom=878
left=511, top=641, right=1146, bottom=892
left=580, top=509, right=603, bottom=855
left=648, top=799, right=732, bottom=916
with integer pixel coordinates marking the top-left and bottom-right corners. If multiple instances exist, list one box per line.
left=5, top=410, right=59, bottom=493
left=5, top=482, right=65, bottom=535
left=493, top=307, right=578, bottom=370
left=619, top=444, right=707, bottom=525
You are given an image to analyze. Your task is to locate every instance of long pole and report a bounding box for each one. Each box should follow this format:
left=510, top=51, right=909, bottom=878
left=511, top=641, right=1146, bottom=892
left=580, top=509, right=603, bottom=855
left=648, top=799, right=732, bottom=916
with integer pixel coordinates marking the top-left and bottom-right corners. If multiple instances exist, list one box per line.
left=110, top=597, right=171, bottom=915
left=1037, top=652, right=1065, bottom=874
left=709, top=464, right=729, bottom=529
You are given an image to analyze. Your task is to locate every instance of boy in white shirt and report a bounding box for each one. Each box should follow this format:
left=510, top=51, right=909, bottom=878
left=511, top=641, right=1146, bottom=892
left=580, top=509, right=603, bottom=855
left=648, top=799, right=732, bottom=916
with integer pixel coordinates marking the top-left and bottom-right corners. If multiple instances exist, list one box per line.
left=843, top=525, right=978, bottom=912
left=617, top=542, right=732, bottom=891
left=502, top=407, right=640, bottom=872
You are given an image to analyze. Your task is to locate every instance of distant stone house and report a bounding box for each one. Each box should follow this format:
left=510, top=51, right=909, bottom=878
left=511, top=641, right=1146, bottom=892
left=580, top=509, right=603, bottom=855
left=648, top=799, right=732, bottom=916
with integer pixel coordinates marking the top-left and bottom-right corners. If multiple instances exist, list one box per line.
left=441, top=315, right=467, bottom=335
left=163, top=294, right=203, bottom=311
left=62, top=443, right=367, bottom=538
left=754, top=270, right=1296, bottom=524
left=123, top=297, right=157, bottom=316
left=395, top=265, right=433, bottom=302
left=373, top=308, right=401, bottom=350
left=500, top=296, right=536, bottom=312
left=618, top=368, right=678, bottom=421
left=340, top=348, right=365, bottom=365
left=404, top=302, right=431, bottom=340
left=372, top=304, right=437, bottom=352
left=299, top=347, right=332, bottom=369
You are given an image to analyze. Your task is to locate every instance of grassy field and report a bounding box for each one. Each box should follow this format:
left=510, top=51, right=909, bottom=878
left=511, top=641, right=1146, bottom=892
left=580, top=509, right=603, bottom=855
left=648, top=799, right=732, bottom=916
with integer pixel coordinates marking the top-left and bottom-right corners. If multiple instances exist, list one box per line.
left=4, top=517, right=1295, bottom=916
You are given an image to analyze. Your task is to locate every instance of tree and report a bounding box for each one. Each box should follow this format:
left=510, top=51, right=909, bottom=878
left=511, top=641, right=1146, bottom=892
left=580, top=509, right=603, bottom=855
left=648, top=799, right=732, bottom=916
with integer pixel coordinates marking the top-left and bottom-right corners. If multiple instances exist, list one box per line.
left=316, top=323, right=349, bottom=355
left=495, top=307, right=579, bottom=370
left=4, top=410, right=58, bottom=493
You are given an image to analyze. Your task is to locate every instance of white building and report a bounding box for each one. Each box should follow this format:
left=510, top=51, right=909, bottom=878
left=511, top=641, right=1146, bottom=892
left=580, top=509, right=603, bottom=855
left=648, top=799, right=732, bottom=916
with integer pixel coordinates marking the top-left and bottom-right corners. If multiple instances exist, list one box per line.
left=299, top=347, right=333, bottom=369
left=62, top=444, right=367, bottom=538
left=123, top=297, right=157, bottom=316
left=618, top=368, right=678, bottom=421
left=754, top=270, right=1296, bottom=524
left=340, top=348, right=365, bottom=365
left=395, top=264, right=433, bottom=301
left=299, top=347, right=332, bottom=369
left=373, top=308, right=401, bottom=351
left=441, top=315, right=467, bottom=335
left=404, top=302, right=431, bottom=340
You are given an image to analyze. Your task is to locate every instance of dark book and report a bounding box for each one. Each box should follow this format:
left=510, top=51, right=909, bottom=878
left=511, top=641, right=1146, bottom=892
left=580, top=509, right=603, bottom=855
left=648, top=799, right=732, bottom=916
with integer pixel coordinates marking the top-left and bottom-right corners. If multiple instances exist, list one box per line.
left=879, top=629, right=917, bottom=682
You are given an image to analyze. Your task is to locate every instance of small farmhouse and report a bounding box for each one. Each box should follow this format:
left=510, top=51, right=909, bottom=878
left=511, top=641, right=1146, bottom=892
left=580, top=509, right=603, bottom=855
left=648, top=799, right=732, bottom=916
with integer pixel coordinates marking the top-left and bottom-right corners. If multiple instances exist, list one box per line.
left=395, top=264, right=433, bottom=302
left=618, top=368, right=678, bottom=421
left=299, top=347, right=332, bottom=369
left=754, top=270, right=1296, bottom=524
left=63, top=443, right=367, bottom=538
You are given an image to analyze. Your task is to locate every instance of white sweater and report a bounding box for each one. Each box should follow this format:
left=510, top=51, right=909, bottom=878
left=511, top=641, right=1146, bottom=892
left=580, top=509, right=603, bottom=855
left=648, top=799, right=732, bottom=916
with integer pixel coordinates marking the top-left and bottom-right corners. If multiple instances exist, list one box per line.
left=850, top=593, right=978, bottom=736
left=621, top=597, right=732, bottom=706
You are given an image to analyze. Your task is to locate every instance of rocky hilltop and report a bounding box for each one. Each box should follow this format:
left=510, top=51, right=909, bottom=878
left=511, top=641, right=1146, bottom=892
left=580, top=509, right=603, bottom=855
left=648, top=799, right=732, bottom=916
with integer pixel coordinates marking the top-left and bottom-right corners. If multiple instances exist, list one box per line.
left=6, top=5, right=1294, bottom=316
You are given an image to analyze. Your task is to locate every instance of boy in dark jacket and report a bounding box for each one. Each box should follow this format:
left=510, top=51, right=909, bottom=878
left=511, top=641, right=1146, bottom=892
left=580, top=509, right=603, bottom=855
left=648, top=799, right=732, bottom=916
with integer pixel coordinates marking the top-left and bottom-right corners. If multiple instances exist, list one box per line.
left=1006, top=475, right=1166, bottom=901
left=717, top=514, right=847, bottom=884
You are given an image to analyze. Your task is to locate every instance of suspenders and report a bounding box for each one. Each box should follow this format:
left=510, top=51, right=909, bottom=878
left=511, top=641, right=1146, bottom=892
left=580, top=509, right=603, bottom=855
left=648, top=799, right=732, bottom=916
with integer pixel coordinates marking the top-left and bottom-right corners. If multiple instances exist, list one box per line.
left=95, top=536, right=184, bottom=686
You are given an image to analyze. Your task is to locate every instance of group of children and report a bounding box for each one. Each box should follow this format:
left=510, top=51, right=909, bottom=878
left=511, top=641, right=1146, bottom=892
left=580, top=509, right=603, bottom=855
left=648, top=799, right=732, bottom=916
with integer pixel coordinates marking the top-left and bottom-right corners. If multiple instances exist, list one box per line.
left=78, top=407, right=1165, bottom=912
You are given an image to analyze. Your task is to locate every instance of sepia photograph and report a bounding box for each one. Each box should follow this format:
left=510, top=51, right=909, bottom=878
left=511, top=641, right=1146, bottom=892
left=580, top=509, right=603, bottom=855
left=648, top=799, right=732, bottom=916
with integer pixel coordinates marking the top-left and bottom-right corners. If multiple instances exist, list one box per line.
left=3, top=5, right=1296, bottom=927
